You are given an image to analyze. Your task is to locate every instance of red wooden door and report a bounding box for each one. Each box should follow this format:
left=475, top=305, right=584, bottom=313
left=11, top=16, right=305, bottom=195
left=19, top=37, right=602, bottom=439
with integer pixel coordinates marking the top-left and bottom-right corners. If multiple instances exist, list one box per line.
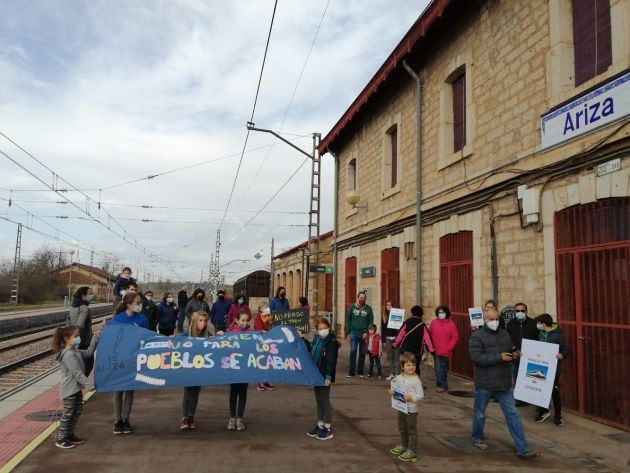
left=324, top=273, right=333, bottom=312
left=380, top=248, right=400, bottom=313
left=439, top=231, right=473, bottom=378
left=555, top=198, right=630, bottom=430
left=345, top=257, right=357, bottom=314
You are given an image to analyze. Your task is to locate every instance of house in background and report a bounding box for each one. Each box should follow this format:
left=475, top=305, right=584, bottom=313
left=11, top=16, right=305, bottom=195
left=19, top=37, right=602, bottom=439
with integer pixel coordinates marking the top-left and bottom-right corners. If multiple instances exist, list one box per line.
left=54, top=263, right=116, bottom=302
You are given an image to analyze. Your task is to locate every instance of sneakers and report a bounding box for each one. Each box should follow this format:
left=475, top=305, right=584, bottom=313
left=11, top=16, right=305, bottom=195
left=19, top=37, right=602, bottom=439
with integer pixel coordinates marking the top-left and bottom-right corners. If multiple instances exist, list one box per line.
left=316, top=427, right=333, bottom=440
left=227, top=418, right=236, bottom=431
left=473, top=441, right=489, bottom=450
left=55, top=438, right=75, bottom=449
left=122, top=420, right=133, bottom=434
left=68, top=434, right=85, bottom=445
left=257, top=383, right=266, bottom=391
left=535, top=412, right=550, bottom=423
left=554, top=417, right=564, bottom=426
left=518, top=450, right=540, bottom=459
left=236, top=418, right=245, bottom=431
left=188, top=416, right=197, bottom=429
left=398, top=450, right=417, bottom=462
left=346, top=374, right=355, bottom=378
left=264, top=382, right=275, bottom=390
left=436, top=387, right=447, bottom=393
left=378, top=376, right=382, bottom=380
left=180, top=417, right=190, bottom=430
left=358, top=374, right=366, bottom=378
left=113, top=421, right=124, bottom=435
left=385, top=374, right=394, bottom=381
left=307, top=425, right=323, bottom=438
left=389, top=445, right=406, bottom=455
left=365, top=375, right=373, bottom=379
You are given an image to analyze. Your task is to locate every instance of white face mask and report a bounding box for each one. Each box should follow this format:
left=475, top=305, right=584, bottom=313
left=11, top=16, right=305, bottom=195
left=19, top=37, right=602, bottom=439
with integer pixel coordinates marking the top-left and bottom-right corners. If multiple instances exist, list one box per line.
left=166, top=297, right=174, bottom=303
left=131, top=304, right=142, bottom=313
left=437, top=312, right=446, bottom=319
left=263, top=307, right=271, bottom=315
left=145, top=296, right=152, bottom=301
left=318, top=328, right=330, bottom=338
left=486, top=320, right=500, bottom=331
left=536, top=323, right=545, bottom=331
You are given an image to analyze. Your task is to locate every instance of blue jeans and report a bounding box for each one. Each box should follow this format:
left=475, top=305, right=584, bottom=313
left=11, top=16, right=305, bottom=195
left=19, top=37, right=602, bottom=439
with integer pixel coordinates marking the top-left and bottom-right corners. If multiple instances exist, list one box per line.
left=471, top=388, right=532, bottom=454
left=434, top=355, right=449, bottom=389
left=348, top=333, right=366, bottom=376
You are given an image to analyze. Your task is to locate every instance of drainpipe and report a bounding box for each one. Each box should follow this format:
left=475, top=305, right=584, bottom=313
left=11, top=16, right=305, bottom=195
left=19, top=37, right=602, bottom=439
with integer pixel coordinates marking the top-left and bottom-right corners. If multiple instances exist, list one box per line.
left=402, top=60, right=423, bottom=305
left=329, top=149, right=339, bottom=332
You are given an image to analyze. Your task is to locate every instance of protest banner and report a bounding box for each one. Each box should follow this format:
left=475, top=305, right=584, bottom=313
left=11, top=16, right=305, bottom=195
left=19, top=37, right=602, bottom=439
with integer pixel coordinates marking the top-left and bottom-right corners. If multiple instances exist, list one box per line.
left=514, top=339, right=559, bottom=408
left=390, top=378, right=408, bottom=413
left=94, top=324, right=324, bottom=392
left=468, top=307, right=484, bottom=328
left=387, top=308, right=405, bottom=330
left=271, top=308, right=310, bottom=333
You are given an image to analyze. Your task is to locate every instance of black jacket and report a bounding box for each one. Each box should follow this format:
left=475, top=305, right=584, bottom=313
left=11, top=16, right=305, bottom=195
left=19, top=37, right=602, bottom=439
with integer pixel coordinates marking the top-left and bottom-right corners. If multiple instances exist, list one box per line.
left=400, top=317, right=428, bottom=355
left=469, top=326, right=515, bottom=391
left=506, top=317, right=539, bottom=350
left=141, top=298, right=159, bottom=331
left=304, top=333, right=338, bottom=383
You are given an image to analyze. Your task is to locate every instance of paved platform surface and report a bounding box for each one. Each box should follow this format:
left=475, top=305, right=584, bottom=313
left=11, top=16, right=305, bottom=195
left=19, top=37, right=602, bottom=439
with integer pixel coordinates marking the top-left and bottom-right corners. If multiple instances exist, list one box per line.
left=3, top=351, right=628, bottom=473
left=0, top=303, right=111, bottom=321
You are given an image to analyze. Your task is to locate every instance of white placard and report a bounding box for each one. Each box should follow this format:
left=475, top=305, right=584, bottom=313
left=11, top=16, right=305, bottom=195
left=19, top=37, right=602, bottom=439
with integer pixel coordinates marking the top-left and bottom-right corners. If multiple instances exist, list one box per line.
left=514, top=339, right=559, bottom=408
left=390, top=378, right=408, bottom=413
left=540, top=71, right=630, bottom=150
left=468, top=307, right=484, bottom=328
left=387, top=308, right=405, bottom=330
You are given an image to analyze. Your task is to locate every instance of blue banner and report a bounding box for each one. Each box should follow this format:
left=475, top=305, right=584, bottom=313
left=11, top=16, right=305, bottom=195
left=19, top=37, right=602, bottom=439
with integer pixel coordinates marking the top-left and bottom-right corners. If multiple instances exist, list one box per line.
left=94, top=324, right=324, bottom=392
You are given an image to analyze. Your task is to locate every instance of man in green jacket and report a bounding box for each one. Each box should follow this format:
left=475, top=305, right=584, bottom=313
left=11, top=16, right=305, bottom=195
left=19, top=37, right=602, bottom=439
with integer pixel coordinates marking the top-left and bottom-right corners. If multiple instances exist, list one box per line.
left=345, top=291, right=374, bottom=377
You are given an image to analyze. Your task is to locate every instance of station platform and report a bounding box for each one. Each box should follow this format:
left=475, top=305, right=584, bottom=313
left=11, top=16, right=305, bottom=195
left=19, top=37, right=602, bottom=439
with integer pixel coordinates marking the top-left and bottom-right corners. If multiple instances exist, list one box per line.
left=1, top=352, right=628, bottom=473
left=0, top=304, right=111, bottom=321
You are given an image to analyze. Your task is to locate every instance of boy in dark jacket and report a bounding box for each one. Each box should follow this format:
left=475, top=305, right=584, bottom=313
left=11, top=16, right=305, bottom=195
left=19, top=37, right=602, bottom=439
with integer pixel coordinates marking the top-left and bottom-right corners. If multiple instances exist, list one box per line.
left=113, top=267, right=136, bottom=301
left=534, top=314, right=569, bottom=426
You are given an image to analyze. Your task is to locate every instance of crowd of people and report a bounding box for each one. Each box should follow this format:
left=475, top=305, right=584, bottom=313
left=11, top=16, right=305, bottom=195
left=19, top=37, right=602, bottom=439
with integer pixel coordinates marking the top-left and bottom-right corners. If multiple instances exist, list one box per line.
left=54, top=265, right=568, bottom=463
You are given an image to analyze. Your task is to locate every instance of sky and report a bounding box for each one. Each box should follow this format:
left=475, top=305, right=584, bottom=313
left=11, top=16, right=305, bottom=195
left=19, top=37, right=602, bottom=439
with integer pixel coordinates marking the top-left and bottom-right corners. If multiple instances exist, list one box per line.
left=0, top=0, right=430, bottom=284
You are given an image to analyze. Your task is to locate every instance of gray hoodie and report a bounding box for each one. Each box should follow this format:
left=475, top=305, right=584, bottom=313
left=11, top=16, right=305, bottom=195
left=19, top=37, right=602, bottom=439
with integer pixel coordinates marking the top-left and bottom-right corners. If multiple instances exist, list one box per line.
left=56, top=335, right=98, bottom=399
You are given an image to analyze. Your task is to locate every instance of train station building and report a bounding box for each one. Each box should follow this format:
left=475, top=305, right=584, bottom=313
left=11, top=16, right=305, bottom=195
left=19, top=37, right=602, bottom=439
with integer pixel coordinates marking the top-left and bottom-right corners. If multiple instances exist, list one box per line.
left=319, top=0, right=629, bottom=429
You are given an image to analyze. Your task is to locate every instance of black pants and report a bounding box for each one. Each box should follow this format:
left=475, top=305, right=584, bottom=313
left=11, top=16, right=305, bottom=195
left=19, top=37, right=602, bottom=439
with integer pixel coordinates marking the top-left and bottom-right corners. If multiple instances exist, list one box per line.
left=537, top=373, right=562, bottom=419
left=159, top=328, right=175, bottom=336
left=59, top=392, right=83, bottom=440
left=229, top=383, right=248, bottom=418
left=79, top=344, right=94, bottom=376
left=182, top=386, right=201, bottom=417
left=368, top=353, right=382, bottom=377
left=314, top=386, right=332, bottom=424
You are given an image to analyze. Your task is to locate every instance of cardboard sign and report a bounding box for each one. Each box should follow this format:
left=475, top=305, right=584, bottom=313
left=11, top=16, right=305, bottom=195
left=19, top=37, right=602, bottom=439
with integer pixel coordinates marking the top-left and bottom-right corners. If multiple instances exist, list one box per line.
left=514, top=339, right=559, bottom=408
left=95, top=324, right=324, bottom=392
left=468, top=307, right=484, bottom=327
left=387, top=308, right=405, bottom=330
left=271, top=308, right=310, bottom=333
left=391, top=378, right=408, bottom=414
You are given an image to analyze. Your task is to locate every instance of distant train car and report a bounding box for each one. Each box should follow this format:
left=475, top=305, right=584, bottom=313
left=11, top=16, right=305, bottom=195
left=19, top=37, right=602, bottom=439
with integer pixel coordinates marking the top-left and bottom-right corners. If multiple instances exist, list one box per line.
left=232, top=270, right=270, bottom=299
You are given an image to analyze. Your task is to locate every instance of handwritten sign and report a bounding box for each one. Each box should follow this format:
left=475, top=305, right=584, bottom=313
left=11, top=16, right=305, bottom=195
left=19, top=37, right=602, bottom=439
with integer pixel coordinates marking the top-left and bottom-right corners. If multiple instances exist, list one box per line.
left=514, top=339, right=559, bottom=408
left=390, top=378, right=408, bottom=413
left=94, top=324, right=324, bottom=392
left=271, top=308, right=310, bottom=333
left=387, top=308, right=405, bottom=330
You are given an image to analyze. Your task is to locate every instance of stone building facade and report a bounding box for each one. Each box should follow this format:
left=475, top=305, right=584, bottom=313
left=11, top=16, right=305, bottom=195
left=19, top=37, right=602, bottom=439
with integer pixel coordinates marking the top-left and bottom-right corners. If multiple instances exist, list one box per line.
left=320, top=0, right=629, bottom=429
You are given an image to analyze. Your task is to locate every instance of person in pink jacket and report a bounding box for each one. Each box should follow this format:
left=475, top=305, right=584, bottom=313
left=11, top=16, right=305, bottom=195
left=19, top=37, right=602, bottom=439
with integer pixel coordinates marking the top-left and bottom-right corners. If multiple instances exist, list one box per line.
left=428, top=305, right=459, bottom=393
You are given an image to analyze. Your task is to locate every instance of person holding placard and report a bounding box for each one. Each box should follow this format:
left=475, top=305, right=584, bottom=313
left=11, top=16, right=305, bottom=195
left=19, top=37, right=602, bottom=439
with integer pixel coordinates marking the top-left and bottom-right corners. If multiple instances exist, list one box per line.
left=428, top=305, right=459, bottom=393
left=468, top=308, right=539, bottom=459
left=533, top=314, right=569, bottom=426
left=382, top=301, right=402, bottom=380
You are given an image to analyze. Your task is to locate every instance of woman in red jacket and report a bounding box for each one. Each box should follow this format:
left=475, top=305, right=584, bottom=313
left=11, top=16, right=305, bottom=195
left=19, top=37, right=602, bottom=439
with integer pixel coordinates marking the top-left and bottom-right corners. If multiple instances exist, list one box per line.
left=428, top=305, right=459, bottom=393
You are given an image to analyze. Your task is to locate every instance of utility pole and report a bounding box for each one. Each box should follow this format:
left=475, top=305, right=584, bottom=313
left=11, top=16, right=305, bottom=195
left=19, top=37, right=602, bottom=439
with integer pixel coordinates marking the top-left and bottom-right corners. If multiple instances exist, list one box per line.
left=10, top=223, right=22, bottom=305
left=270, top=238, right=275, bottom=298
left=246, top=122, right=321, bottom=314
left=209, top=230, right=221, bottom=296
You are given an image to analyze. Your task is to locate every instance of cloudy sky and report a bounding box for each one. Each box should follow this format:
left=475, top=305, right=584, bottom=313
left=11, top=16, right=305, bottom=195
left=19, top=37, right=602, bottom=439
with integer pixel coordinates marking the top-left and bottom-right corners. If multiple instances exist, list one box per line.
left=0, top=0, right=429, bottom=284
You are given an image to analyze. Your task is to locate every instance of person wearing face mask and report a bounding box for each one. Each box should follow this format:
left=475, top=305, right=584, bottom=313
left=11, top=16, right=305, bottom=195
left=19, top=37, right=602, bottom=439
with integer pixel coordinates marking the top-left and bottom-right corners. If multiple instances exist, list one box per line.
left=183, top=288, right=211, bottom=333
left=304, top=317, right=339, bottom=440
left=141, top=290, right=159, bottom=331
left=210, top=289, right=232, bottom=332
left=227, top=294, right=252, bottom=328
left=345, top=291, right=375, bottom=378
left=176, top=288, right=190, bottom=332
left=254, top=303, right=276, bottom=391
left=469, top=308, right=539, bottom=459
left=156, top=292, right=180, bottom=336
left=428, top=305, right=460, bottom=393
left=270, top=286, right=290, bottom=312
left=111, top=292, right=149, bottom=435
left=506, top=302, right=539, bottom=401
left=533, top=314, right=569, bottom=426
left=66, top=286, right=96, bottom=376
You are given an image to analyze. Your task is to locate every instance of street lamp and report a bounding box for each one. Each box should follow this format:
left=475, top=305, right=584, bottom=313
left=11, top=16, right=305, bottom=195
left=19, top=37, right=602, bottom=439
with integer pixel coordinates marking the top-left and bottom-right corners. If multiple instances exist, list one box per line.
left=67, top=248, right=75, bottom=304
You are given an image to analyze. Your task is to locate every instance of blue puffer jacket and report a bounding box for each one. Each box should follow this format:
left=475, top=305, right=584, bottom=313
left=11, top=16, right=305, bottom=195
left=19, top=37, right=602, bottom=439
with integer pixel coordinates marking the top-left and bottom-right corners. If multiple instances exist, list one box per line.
left=157, top=301, right=179, bottom=331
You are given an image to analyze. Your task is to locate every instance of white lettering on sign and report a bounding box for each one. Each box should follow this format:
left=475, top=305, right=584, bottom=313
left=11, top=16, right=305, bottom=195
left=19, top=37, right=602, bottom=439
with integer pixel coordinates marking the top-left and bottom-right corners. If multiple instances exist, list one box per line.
left=541, top=71, right=630, bottom=149
left=597, top=158, right=621, bottom=177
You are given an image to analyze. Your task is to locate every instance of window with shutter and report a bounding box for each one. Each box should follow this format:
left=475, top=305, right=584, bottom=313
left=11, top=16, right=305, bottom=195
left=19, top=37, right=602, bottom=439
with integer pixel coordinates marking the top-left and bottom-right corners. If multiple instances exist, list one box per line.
left=389, top=126, right=398, bottom=187
left=452, top=73, right=466, bottom=152
left=572, top=0, right=612, bottom=86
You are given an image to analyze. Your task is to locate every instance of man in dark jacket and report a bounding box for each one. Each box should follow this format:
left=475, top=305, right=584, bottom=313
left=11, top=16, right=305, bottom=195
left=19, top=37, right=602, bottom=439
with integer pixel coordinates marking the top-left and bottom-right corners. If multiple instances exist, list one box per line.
left=141, top=290, right=159, bottom=331
left=177, top=288, right=189, bottom=332
left=210, top=290, right=232, bottom=332
left=345, top=291, right=374, bottom=377
left=469, top=308, right=538, bottom=459
left=507, top=302, right=539, bottom=404
left=534, top=313, right=569, bottom=426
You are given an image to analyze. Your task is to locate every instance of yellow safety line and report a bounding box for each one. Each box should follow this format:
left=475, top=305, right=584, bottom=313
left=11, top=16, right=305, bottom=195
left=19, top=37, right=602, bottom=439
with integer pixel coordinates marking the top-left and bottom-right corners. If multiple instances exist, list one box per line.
left=0, top=390, right=96, bottom=473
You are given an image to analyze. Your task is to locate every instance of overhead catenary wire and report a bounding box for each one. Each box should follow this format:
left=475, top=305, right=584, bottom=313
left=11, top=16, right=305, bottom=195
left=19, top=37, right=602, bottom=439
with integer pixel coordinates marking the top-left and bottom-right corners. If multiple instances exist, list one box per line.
left=219, top=0, right=279, bottom=228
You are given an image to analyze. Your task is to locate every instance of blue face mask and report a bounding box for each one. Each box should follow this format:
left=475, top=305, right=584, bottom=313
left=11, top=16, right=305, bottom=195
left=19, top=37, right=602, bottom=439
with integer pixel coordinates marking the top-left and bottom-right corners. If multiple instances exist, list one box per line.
left=72, top=336, right=81, bottom=347
left=515, top=311, right=527, bottom=321
left=87, top=294, right=95, bottom=303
